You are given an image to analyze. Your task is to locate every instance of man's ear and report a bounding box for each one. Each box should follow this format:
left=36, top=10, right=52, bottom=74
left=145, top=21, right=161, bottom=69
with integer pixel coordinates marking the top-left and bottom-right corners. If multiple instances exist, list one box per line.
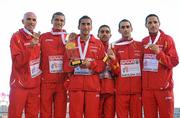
left=97, top=34, right=100, bottom=38
left=145, top=23, right=148, bottom=28
left=22, top=19, right=24, bottom=25
left=118, top=29, right=121, bottom=33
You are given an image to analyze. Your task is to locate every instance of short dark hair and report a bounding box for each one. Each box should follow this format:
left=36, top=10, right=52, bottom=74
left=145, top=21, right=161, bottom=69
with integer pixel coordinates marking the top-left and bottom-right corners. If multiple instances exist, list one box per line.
left=78, top=15, right=92, bottom=27
left=98, top=25, right=111, bottom=34
left=145, top=14, right=160, bottom=25
left=51, top=12, right=65, bottom=22
left=118, top=19, right=132, bottom=29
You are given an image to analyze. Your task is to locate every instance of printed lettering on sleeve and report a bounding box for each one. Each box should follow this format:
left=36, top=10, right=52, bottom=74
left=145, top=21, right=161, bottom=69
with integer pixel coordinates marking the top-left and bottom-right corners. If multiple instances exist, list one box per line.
left=49, top=56, right=63, bottom=73
left=143, top=54, right=158, bottom=72
left=29, top=58, right=41, bottom=78
left=120, top=59, right=141, bottom=77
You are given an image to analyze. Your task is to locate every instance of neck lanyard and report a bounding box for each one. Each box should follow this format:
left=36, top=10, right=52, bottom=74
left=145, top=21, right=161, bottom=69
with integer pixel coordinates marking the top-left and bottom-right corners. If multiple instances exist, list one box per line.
left=77, top=36, right=90, bottom=60
left=114, top=39, right=133, bottom=45
left=23, top=28, right=33, bottom=36
left=145, top=31, right=160, bottom=49
left=51, top=31, right=67, bottom=44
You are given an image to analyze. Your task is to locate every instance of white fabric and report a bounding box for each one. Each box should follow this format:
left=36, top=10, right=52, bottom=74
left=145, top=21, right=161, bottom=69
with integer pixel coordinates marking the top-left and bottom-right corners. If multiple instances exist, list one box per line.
left=29, top=58, right=41, bottom=78
left=143, top=54, right=158, bottom=72
left=77, top=36, right=90, bottom=60
left=51, top=31, right=67, bottom=44
left=49, top=56, right=63, bottom=73
left=145, top=31, right=161, bottom=49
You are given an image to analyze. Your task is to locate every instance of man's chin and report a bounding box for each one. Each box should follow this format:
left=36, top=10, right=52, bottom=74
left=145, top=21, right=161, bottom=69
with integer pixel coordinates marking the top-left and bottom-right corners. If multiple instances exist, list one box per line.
left=26, top=28, right=34, bottom=32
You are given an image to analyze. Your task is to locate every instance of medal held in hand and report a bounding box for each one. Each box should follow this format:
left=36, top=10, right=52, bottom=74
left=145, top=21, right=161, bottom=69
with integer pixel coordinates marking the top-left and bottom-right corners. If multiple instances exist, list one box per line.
left=65, top=41, right=82, bottom=66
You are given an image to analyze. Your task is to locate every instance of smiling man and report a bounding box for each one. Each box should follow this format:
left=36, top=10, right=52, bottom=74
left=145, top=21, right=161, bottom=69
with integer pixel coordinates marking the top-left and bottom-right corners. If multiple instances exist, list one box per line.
left=109, top=19, right=143, bottom=118
left=8, top=12, right=41, bottom=118
left=64, top=15, right=106, bottom=118
left=40, top=12, right=67, bottom=118
left=142, top=14, right=179, bottom=118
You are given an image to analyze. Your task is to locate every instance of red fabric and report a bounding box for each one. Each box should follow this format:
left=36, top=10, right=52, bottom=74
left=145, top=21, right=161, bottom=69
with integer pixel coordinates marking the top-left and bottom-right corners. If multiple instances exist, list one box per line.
left=142, top=90, right=174, bottom=118
left=8, top=86, right=40, bottom=118
left=99, top=41, right=115, bottom=118
left=99, top=94, right=115, bottom=118
left=111, top=40, right=143, bottom=94
left=63, top=34, right=105, bottom=91
left=69, top=91, right=100, bottom=118
left=110, top=40, right=143, bottom=118
left=40, top=82, right=67, bottom=118
left=142, top=30, right=178, bottom=118
left=40, top=31, right=67, bottom=118
left=40, top=31, right=66, bottom=83
left=64, top=34, right=105, bottom=118
left=100, top=79, right=115, bottom=94
left=116, top=94, right=142, bottom=118
left=100, top=41, right=115, bottom=94
left=149, top=33, right=157, bottom=42
left=9, top=28, right=41, bottom=117
left=10, top=28, right=41, bottom=88
left=142, top=30, right=179, bottom=90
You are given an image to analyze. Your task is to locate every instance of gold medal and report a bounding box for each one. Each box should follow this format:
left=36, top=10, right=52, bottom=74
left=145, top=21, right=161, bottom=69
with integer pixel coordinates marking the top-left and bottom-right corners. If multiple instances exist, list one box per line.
left=103, top=55, right=109, bottom=62
left=65, top=42, right=76, bottom=49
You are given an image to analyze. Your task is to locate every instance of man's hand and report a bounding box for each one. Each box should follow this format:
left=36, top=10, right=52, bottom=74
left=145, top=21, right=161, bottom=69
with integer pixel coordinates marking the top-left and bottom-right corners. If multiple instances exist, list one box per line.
left=67, top=32, right=77, bottom=41
left=107, top=49, right=116, bottom=60
left=81, top=59, right=91, bottom=68
left=30, top=31, right=41, bottom=46
left=149, top=44, right=160, bottom=54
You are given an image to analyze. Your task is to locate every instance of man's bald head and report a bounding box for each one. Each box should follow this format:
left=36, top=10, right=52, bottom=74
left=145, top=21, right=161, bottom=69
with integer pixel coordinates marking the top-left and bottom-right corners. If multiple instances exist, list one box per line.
left=22, top=12, right=37, bottom=32
left=23, top=12, right=36, bottom=20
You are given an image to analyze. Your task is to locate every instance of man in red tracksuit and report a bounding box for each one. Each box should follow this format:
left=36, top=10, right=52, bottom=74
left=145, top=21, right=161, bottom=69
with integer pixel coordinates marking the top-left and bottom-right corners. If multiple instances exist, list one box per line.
left=63, top=15, right=105, bottom=118
left=98, top=25, right=115, bottom=118
left=108, top=19, right=143, bottom=118
left=142, top=14, right=179, bottom=118
left=8, top=12, right=41, bottom=118
left=40, top=12, right=67, bottom=118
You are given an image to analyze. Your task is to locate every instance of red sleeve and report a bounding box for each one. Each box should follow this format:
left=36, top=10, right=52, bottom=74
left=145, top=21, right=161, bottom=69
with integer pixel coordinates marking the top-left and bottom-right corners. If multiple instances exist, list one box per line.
left=10, top=33, right=30, bottom=68
left=156, top=35, right=179, bottom=69
left=63, top=49, right=74, bottom=73
left=109, top=58, right=120, bottom=76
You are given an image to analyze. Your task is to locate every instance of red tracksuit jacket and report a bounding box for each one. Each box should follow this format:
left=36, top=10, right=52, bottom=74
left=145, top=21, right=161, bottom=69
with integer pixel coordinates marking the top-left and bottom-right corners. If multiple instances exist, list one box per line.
left=63, top=34, right=105, bottom=91
left=100, top=42, right=115, bottom=94
left=10, top=28, right=41, bottom=88
left=142, top=30, right=179, bottom=90
left=40, top=30, right=66, bottom=84
left=111, top=39, right=143, bottom=94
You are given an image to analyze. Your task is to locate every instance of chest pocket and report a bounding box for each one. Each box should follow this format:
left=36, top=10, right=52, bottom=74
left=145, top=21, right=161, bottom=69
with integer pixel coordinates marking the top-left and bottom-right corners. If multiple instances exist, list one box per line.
left=44, top=38, right=63, bottom=54
left=88, top=45, right=99, bottom=59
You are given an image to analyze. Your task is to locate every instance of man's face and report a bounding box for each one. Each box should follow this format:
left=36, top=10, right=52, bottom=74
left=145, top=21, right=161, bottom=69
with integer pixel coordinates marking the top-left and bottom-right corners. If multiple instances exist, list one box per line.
left=22, top=12, right=37, bottom=32
left=146, top=16, right=160, bottom=34
left=78, top=18, right=92, bottom=36
left=52, top=15, right=65, bottom=30
left=98, top=27, right=111, bottom=42
left=118, top=21, right=132, bottom=39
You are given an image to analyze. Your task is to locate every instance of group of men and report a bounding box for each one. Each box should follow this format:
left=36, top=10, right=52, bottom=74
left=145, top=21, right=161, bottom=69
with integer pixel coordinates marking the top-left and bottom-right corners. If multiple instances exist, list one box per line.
left=8, top=11, right=179, bottom=118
